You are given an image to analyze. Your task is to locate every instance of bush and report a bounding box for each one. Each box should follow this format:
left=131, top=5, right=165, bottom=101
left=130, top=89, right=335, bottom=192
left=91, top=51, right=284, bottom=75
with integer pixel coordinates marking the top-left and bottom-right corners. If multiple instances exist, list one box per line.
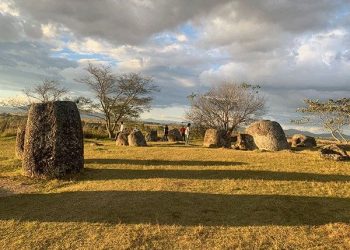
left=82, top=123, right=108, bottom=139
left=0, top=114, right=27, bottom=137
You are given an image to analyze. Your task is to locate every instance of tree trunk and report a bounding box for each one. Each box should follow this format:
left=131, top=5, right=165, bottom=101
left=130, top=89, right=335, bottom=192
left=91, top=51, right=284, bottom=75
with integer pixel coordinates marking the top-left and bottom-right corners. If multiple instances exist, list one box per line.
left=107, top=129, right=114, bottom=139
left=105, top=119, right=115, bottom=139
left=337, top=131, right=348, bottom=144
left=330, top=130, right=341, bottom=143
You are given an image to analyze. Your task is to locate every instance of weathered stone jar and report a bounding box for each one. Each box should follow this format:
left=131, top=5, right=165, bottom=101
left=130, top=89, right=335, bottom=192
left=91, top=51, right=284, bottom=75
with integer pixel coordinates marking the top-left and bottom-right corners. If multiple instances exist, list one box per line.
left=15, top=125, right=26, bottom=159
left=246, top=120, right=290, bottom=151
left=128, top=130, right=147, bottom=146
left=22, top=101, right=84, bottom=178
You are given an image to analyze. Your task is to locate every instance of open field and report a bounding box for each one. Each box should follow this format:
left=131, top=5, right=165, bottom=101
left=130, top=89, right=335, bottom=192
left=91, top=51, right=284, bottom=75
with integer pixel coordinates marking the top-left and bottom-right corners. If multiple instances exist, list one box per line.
left=0, top=137, right=350, bottom=249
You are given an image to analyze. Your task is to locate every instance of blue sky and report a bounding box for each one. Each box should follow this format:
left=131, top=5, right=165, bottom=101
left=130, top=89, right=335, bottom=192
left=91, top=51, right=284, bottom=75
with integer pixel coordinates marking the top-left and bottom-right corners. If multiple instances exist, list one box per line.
left=0, top=0, right=350, bottom=133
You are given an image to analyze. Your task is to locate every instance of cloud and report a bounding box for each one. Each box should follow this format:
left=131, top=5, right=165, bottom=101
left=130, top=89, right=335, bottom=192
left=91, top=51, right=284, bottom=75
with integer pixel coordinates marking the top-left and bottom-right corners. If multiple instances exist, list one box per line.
left=13, top=0, right=229, bottom=45
left=0, top=0, right=349, bottom=132
left=0, top=13, right=23, bottom=41
left=0, top=41, right=78, bottom=92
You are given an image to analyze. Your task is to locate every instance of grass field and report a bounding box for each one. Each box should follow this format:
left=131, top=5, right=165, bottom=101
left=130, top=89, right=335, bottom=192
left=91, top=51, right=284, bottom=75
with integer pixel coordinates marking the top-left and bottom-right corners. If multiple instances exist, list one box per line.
left=0, top=137, right=350, bottom=249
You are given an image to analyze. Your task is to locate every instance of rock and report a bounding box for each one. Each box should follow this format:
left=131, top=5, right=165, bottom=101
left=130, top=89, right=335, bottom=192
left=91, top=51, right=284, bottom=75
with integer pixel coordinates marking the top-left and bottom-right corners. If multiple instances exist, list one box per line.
left=234, top=133, right=257, bottom=150
left=15, top=126, right=26, bottom=159
left=231, top=135, right=238, bottom=144
left=320, top=144, right=349, bottom=161
left=203, top=129, right=231, bottom=148
left=90, top=142, right=103, bottom=146
left=146, top=130, right=158, bottom=142
left=168, top=129, right=182, bottom=141
left=167, top=134, right=177, bottom=142
left=128, top=131, right=147, bottom=146
left=246, top=120, right=290, bottom=151
left=116, top=132, right=129, bottom=146
left=291, top=134, right=317, bottom=147
left=22, top=101, right=84, bottom=178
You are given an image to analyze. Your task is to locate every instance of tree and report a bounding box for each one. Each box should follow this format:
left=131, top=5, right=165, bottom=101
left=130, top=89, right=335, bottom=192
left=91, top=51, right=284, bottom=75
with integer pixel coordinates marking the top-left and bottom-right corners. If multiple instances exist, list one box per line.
left=78, top=63, right=158, bottom=138
left=0, top=79, right=68, bottom=111
left=24, top=79, right=68, bottom=103
left=186, top=82, right=266, bottom=131
left=293, top=98, right=350, bottom=143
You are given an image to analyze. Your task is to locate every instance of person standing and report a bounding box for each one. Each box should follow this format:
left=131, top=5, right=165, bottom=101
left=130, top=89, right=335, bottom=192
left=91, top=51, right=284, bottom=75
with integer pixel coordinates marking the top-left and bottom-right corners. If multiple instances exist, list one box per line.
left=163, top=125, right=169, bottom=141
left=119, top=121, right=124, bottom=133
left=180, top=125, right=186, bottom=141
left=115, top=121, right=125, bottom=140
left=185, top=123, right=191, bottom=145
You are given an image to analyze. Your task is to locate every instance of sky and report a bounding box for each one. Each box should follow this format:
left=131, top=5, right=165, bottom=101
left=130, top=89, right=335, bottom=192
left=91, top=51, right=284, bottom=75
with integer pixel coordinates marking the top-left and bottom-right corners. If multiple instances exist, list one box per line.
left=0, top=0, right=350, bottom=133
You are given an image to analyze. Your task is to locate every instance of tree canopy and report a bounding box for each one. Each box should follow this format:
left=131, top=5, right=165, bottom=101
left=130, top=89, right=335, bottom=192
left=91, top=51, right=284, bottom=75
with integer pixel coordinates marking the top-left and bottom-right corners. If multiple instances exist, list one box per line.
left=186, top=82, right=266, bottom=131
left=78, top=63, right=158, bottom=138
left=294, top=98, right=350, bottom=143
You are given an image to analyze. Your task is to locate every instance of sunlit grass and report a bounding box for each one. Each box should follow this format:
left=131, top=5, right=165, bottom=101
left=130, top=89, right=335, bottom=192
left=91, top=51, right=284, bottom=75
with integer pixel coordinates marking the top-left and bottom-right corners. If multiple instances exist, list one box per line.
left=0, top=137, right=349, bottom=249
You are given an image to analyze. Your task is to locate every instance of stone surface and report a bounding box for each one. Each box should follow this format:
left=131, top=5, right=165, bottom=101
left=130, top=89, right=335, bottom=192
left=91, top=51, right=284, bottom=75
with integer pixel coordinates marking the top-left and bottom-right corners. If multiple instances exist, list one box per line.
left=167, top=134, right=177, bottom=142
left=291, top=134, right=317, bottom=147
left=320, top=144, right=349, bottom=161
left=234, top=133, right=257, bottom=150
left=203, top=129, right=231, bottom=148
left=116, top=132, right=129, bottom=146
left=22, top=101, right=84, bottom=178
left=128, top=131, right=147, bottom=146
left=146, top=130, right=158, bottom=142
left=168, top=129, right=182, bottom=141
left=15, top=126, right=26, bottom=159
left=246, top=120, right=290, bottom=151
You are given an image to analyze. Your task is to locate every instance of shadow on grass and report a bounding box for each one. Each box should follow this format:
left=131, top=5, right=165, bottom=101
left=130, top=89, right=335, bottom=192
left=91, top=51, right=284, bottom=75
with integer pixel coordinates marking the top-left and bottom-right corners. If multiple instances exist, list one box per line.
left=0, top=187, right=12, bottom=197
left=0, top=191, right=349, bottom=226
left=149, top=143, right=201, bottom=148
left=85, top=159, right=245, bottom=167
left=290, top=147, right=320, bottom=152
left=81, top=168, right=350, bottom=182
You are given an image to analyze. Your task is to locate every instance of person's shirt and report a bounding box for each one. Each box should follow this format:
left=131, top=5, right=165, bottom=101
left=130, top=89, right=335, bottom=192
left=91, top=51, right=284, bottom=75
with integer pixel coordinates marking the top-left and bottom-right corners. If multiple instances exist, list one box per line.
left=120, top=124, right=124, bottom=132
left=164, top=126, right=169, bottom=134
left=185, top=126, right=190, bottom=135
left=180, top=127, right=186, bottom=134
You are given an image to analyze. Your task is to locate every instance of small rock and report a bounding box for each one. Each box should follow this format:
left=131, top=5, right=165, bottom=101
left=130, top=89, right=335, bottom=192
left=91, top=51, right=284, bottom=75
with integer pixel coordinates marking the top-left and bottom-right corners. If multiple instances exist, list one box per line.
left=320, top=144, right=349, bottom=161
left=234, top=133, right=257, bottom=150
left=291, top=134, right=316, bottom=147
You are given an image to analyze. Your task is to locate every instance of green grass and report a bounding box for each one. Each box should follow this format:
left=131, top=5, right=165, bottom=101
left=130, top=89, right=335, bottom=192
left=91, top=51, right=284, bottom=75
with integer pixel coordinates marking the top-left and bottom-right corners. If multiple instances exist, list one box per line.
left=0, top=137, right=350, bottom=249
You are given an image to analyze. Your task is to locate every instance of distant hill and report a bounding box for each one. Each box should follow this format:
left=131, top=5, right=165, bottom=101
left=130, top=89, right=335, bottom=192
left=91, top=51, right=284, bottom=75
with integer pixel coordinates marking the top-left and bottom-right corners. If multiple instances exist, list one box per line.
left=284, top=129, right=350, bottom=139
left=142, top=118, right=184, bottom=125
left=0, top=106, right=18, bottom=114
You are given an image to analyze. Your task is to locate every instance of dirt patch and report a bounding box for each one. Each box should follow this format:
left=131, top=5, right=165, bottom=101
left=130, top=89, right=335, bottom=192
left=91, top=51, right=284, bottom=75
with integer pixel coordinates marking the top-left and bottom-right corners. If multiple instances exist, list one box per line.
left=0, top=178, right=36, bottom=197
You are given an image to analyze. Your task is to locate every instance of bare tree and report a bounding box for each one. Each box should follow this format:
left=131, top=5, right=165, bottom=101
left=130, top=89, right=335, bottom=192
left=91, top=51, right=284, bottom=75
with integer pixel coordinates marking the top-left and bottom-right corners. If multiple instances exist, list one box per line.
left=77, top=63, right=158, bottom=138
left=1, top=79, right=68, bottom=111
left=293, top=99, right=350, bottom=143
left=186, top=82, right=266, bottom=131
left=24, top=79, right=68, bottom=102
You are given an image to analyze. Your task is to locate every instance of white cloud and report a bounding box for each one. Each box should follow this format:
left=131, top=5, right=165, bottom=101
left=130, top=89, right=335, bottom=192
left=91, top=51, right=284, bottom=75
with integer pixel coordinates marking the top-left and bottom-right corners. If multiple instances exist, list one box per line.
left=41, top=23, right=57, bottom=38
left=0, top=0, right=19, bottom=16
left=176, top=34, right=188, bottom=42
left=1, top=0, right=350, bottom=126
